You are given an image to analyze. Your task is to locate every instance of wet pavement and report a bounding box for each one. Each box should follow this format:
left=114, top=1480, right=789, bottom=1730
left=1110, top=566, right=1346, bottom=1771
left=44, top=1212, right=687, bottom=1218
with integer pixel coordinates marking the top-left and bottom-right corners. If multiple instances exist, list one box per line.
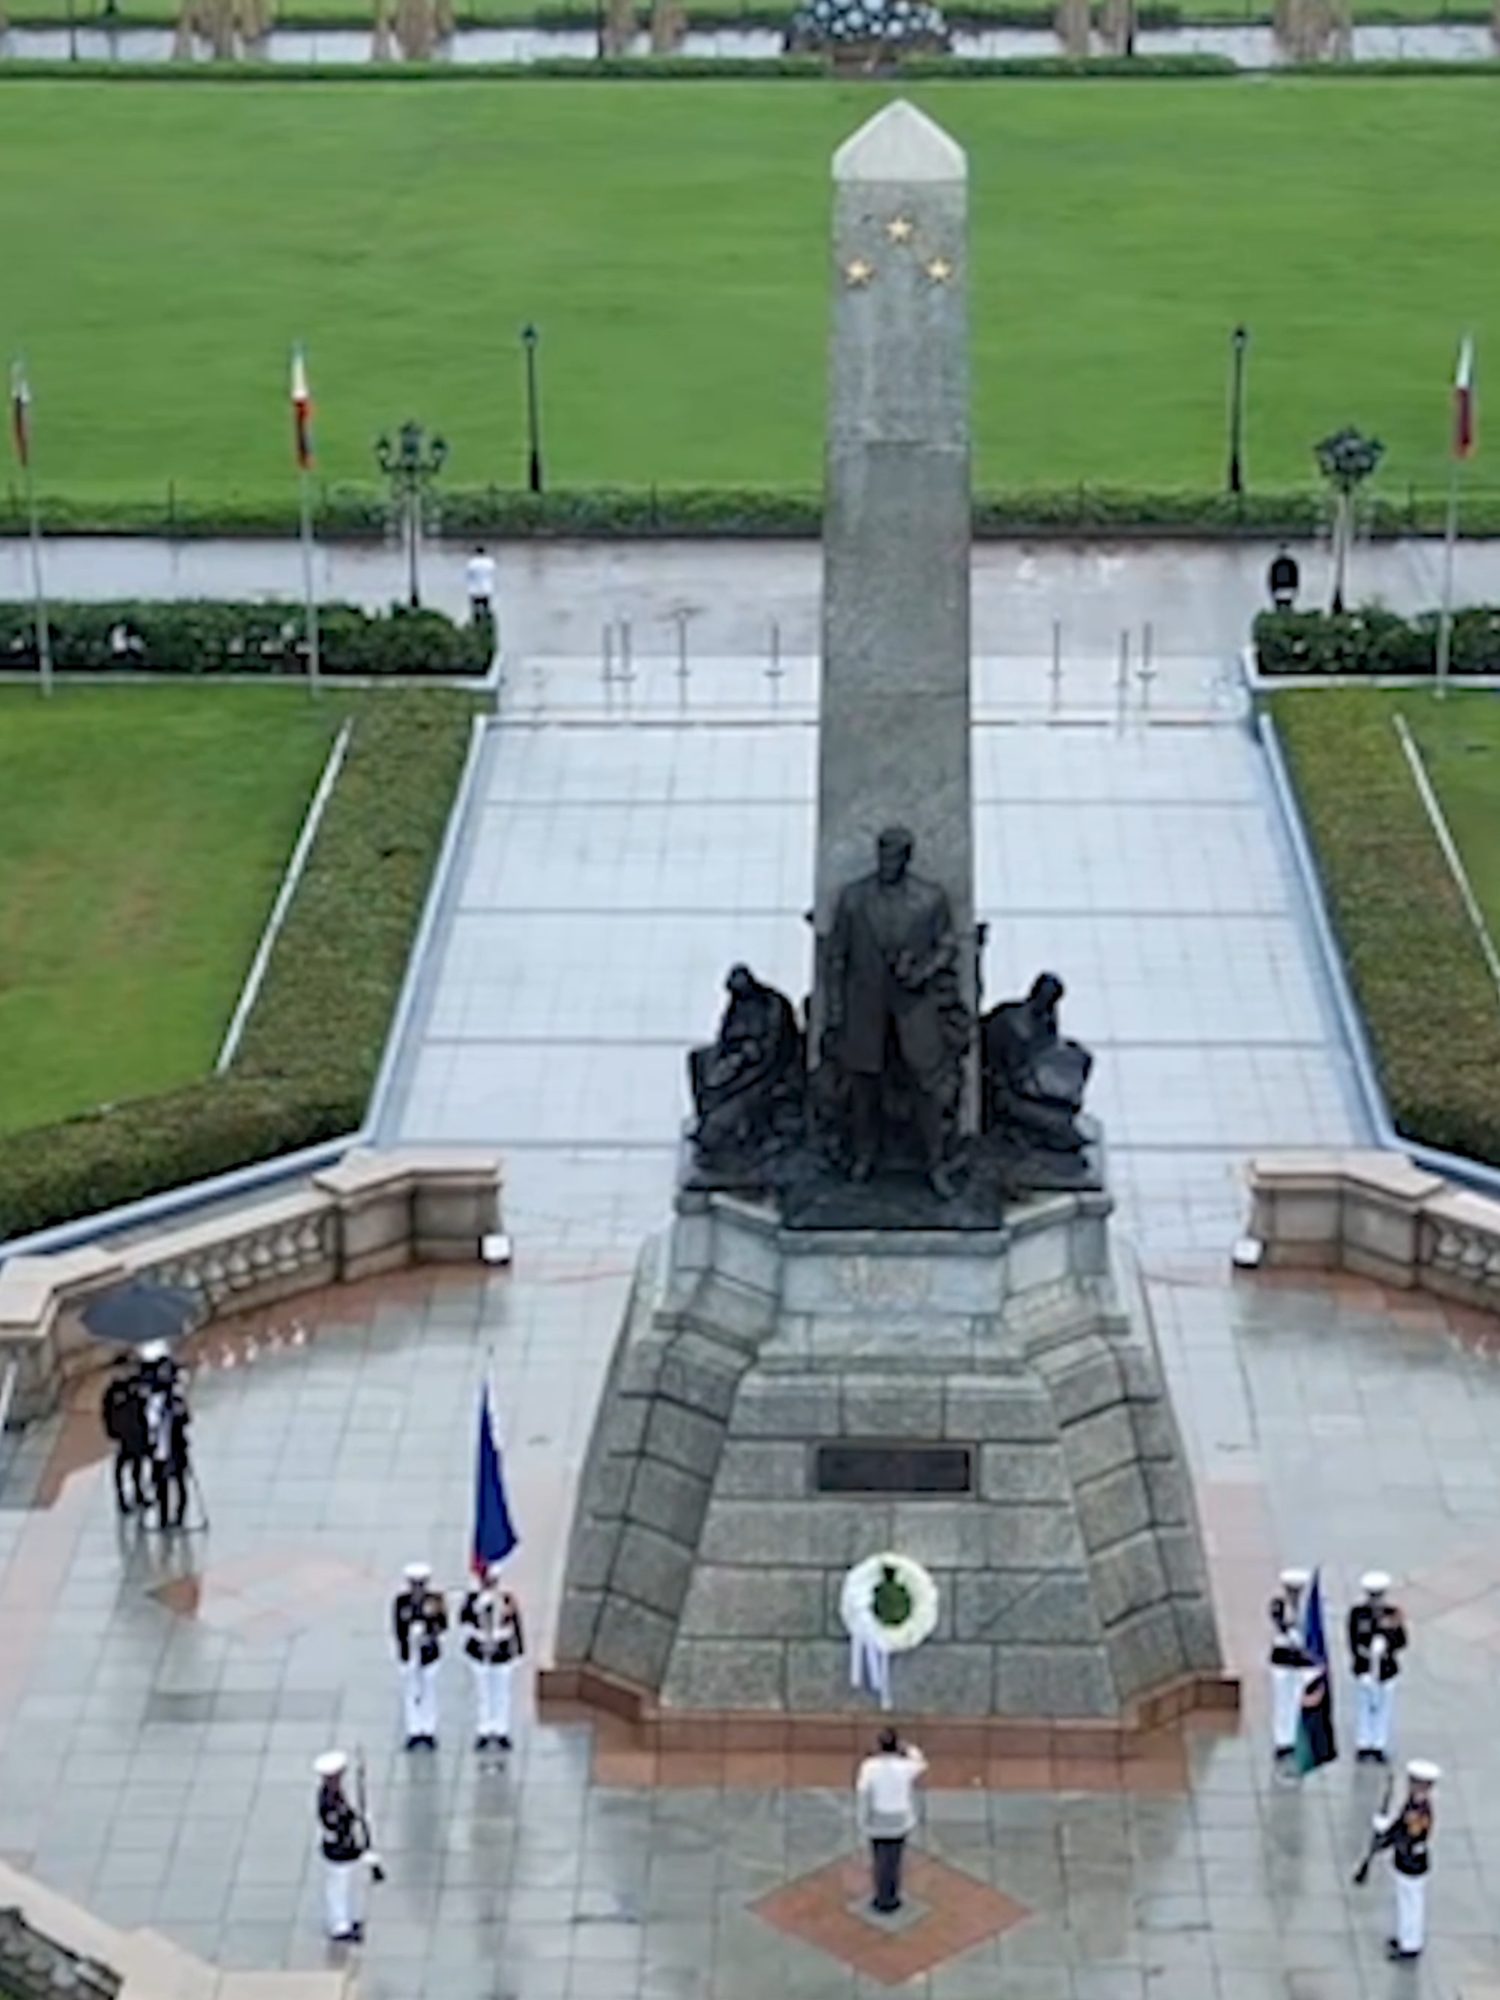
left=2, top=20, right=1496, bottom=64
left=2, top=536, right=1499, bottom=667
left=3, top=625, right=1500, bottom=1999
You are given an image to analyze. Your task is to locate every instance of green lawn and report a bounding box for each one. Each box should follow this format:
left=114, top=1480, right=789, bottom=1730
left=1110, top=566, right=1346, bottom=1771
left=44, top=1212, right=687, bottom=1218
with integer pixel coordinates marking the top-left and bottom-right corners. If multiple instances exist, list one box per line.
left=1273, top=684, right=1500, bottom=1164
left=0, top=685, right=340, bottom=1135
left=2, top=78, right=1500, bottom=507
left=1401, top=687, right=1500, bottom=942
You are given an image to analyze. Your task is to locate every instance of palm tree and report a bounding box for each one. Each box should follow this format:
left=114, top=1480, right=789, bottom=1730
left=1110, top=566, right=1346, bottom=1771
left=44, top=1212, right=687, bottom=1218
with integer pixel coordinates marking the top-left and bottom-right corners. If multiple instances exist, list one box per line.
left=1315, top=426, right=1384, bottom=612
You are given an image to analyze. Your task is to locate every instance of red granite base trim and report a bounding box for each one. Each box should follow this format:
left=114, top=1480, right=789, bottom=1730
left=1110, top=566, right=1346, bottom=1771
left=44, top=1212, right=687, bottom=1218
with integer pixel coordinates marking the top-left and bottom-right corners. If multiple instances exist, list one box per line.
left=537, top=1664, right=1241, bottom=1790
left=755, top=1852, right=1031, bottom=1984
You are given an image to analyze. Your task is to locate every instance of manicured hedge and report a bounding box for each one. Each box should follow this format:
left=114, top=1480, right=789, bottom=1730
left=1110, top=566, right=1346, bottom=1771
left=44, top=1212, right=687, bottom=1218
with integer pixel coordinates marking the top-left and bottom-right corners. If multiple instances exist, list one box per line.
left=0, top=690, right=478, bottom=1240
left=1273, top=691, right=1500, bottom=1167
left=0, top=49, right=1235, bottom=77
left=0, top=599, right=491, bottom=677
left=6, top=482, right=1497, bottom=543
left=1256, top=606, right=1500, bottom=678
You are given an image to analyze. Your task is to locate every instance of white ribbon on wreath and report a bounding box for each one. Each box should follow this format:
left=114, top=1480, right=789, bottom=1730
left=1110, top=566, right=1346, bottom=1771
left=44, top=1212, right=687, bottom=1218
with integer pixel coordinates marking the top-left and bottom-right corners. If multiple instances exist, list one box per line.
left=840, top=1552, right=940, bottom=1708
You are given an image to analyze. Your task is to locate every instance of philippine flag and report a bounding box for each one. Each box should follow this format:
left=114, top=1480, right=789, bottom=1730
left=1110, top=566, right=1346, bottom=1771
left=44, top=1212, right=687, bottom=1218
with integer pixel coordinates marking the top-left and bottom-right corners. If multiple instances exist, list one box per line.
left=1295, top=1568, right=1338, bottom=1774
left=291, top=345, right=314, bottom=471
left=1454, top=337, right=1476, bottom=461
left=471, top=1378, right=519, bottom=1578
left=9, top=360, right=30, bottom=471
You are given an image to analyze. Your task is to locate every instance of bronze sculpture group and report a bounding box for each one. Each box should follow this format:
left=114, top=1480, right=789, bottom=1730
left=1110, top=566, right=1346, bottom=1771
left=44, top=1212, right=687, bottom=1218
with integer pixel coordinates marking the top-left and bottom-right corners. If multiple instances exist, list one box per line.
left=687, top=825, right=1095, bottom=1217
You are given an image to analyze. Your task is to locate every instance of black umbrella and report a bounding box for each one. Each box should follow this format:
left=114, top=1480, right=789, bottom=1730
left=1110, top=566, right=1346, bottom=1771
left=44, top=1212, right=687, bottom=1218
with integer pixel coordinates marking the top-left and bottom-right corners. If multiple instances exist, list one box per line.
left=80, top=1279, right=203, bottom=1350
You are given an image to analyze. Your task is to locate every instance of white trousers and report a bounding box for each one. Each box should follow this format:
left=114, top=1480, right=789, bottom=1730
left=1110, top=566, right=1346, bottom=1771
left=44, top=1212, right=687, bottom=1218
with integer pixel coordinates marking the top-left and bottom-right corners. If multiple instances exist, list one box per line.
left=469, top=1657, right=514, bottom=1740
left=1393, top=1869, right=1426, bottom=1954
left=1270, top=1664, right=1303, bottom=1750
left=1355, top=1674, right=1395, bottom=1753
left=323, top=1858, right=360, bottom=1939
left=401, top=1659, right=439, bottom=1740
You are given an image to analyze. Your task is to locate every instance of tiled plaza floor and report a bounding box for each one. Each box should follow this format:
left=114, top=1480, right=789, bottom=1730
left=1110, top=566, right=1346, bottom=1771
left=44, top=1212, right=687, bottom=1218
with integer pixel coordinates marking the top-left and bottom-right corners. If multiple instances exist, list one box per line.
left=4, top=654, right=1499, bottom=1999
left=5, top=1263, right=1500, bottom=1999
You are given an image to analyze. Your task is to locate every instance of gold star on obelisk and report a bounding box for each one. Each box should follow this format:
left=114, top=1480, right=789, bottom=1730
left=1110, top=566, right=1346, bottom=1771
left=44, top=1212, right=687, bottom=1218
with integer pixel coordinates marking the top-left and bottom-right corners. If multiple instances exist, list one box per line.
left=844, top=257, right=875, bottom=288
left=925, top=255, right=954, bottom=284
left=885, top=215, right=915, bottom=244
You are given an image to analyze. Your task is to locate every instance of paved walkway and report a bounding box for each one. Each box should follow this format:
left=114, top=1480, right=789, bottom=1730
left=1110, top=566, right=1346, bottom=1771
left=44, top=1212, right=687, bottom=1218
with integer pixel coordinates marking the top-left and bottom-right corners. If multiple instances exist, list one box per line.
left=377, top=649, right=1369, bottom=1263
left=3, top=536, right=1500, bottom=660
left=4, top=1257, right=1500, bottom=2000
left=4, top=606, right=1500, bottom=2000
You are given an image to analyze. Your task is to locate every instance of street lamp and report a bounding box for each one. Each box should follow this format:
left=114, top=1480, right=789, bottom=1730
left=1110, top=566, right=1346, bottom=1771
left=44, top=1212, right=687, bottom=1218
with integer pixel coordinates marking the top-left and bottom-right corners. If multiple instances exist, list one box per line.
left=375, top=419, right=448, bottom=609
left=1314, top=425, right=1385, bottom=614
left=521, top=325, right=544, bottom=496
left=1227, top=325, right=1249, bottom=499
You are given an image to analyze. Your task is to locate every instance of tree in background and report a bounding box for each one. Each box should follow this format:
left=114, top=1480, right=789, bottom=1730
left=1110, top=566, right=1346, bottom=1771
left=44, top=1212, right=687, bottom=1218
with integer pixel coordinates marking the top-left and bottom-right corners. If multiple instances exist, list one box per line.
left=171, top=0, right=270, bottom=59
left=1056, top=0, right=1091, bottom=57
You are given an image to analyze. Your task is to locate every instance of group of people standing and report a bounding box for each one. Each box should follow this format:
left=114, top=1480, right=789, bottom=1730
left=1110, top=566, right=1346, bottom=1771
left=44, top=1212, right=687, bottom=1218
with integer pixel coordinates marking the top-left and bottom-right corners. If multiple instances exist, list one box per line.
left=391, top=1560, right=526, bottom=1752
left=309, top=1562, right=526, bottom=1944
left=1269, top=1565, right=1437, bottom=1962
left=99, top=1342, right=194, bottom=1530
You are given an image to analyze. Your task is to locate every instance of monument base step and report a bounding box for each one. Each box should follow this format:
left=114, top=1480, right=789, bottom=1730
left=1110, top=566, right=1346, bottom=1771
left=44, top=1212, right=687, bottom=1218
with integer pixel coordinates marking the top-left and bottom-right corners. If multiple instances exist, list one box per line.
left=536, top=1660, right=1241, bottom=1773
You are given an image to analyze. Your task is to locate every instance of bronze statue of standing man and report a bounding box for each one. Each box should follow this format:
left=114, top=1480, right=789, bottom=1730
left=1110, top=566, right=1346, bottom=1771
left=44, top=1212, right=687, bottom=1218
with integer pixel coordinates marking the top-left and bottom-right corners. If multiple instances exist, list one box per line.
left=823, top=826, right=966, bottom=1199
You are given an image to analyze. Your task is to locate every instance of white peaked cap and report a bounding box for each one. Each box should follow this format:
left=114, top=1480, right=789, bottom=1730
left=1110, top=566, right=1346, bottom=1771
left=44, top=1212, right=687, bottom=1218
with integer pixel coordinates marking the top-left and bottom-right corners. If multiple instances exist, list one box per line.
left=314, top=1751, right=348, bottom=1778
left=403, top=1561, right=432, bottom=1581
left=485, top=1562, right=506, bottom=1583
left=138, top=1341, right=170, bottom=1363
left=1361, top=1570, right=1392, bottom=1594
left=1279, top=1567, right=1311, bottom=1588
left=1407, top=1759, right=1440, bottom=1784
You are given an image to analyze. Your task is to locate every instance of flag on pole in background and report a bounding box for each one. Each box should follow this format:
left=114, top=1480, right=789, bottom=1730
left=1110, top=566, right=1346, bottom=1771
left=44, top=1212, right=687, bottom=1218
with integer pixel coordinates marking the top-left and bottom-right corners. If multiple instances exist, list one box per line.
left=291, top=345, right=314, bottom=471
left=1454, top=337, right=1476, bottom=460
left=1295, top=1568, right=1338, bottom=1774
left=9, top=360, right=30, bottom=471
left=471, top=1378, right=519, bottom=1578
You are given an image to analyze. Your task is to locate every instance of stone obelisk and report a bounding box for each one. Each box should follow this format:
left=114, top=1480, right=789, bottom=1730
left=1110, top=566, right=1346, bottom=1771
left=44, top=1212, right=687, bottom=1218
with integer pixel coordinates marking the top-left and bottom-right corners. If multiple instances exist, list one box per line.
left=815, top=100, right=974, bottom=1056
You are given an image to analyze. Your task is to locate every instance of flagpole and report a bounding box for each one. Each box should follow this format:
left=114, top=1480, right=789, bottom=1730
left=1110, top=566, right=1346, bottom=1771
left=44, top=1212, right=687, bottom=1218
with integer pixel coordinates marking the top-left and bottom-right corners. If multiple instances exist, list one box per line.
left=1438, top=334, right=1475, bottom=703
left=11, top=359, right=51, bottom=699
left=298, top=462, right=320, bottom=698
left=290, top=344, right=319, bottom=698
left=24, top=446, right=52, bottom=700
left=1436, top=454, right=1460, bottom=701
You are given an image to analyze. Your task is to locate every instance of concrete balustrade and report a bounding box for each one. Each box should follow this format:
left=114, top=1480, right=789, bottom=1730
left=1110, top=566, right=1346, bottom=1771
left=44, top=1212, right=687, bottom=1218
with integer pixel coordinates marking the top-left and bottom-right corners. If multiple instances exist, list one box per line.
left=0, top=1147, right=502, bottom=1423
left=1246, top=1150, right=1500, bottom=1311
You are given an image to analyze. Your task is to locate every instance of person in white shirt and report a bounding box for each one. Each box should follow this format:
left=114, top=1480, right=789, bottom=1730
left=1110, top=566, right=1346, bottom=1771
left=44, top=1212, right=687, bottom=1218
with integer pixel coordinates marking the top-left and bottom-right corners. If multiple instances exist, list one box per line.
left=855, top=1728, right=928, bottom=1913
left=465, top=546, right=496, bottom=629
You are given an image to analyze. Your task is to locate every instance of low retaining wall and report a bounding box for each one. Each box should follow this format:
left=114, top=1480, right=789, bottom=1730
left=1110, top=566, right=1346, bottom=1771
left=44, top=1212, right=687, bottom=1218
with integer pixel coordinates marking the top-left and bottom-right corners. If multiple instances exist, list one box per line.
left=1245, top=1150, right=1500, bottom=1309
left=0, top=1146, right=501, bottom=1424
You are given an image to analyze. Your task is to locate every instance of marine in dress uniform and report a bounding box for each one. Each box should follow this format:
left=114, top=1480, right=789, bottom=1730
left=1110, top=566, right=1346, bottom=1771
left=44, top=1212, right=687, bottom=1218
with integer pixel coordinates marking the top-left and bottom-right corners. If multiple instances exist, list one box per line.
left=1268, top=1566, right=1311, bottom=1758
left=392, top=1561, right=448, bottom=1750
left=1348, top=1570, right=1407, bottom=1763
left=1373, top=1758, right=1438, bottom=1960
left=460, top=1565, right=525, bottom=1751
left=314, top=1750, right=379, bottom=1943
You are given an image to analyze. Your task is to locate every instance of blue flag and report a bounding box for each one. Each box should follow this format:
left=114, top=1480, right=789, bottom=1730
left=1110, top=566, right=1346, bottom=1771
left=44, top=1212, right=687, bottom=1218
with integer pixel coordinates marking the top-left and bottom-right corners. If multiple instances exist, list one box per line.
left=1295, top=1568, right=1337, bottom=1773
left=472, top=1379, right=518, bottom=1577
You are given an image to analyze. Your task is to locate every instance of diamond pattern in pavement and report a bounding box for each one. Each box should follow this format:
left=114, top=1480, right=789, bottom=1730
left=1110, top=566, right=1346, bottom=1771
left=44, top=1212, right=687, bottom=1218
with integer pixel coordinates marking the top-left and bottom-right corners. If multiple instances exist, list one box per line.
left=754, top=1851, right=1031, bottom=1984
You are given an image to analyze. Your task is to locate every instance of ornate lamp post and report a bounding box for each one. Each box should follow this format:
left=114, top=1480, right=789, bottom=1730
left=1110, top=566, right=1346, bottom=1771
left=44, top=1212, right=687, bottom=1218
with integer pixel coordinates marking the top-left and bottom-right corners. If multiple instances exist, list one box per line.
left=375, top=419, right=448, bottom=609
left=1314, top=425, right=1384, bottom=613
left=1227, top=325, right=1249, bottom=499
left=521, top=325, right=544, bottom=496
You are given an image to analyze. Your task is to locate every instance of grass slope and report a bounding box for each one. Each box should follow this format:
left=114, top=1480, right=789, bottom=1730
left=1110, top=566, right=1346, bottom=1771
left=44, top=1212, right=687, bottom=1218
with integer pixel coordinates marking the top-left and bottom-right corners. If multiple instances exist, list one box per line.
left=1401, top=692, right=1500, bottom=942
left=1273, top=685, right=1500, bottom=1164
left=2, top=78, right=1500, bottom=505
left=0, top=685, right=339, bottom=1135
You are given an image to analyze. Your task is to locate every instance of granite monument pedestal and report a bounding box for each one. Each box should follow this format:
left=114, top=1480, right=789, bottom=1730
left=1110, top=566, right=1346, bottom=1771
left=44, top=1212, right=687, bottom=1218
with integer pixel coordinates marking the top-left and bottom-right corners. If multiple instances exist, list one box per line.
left=551, top=1185, right=1223, bottom=1718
